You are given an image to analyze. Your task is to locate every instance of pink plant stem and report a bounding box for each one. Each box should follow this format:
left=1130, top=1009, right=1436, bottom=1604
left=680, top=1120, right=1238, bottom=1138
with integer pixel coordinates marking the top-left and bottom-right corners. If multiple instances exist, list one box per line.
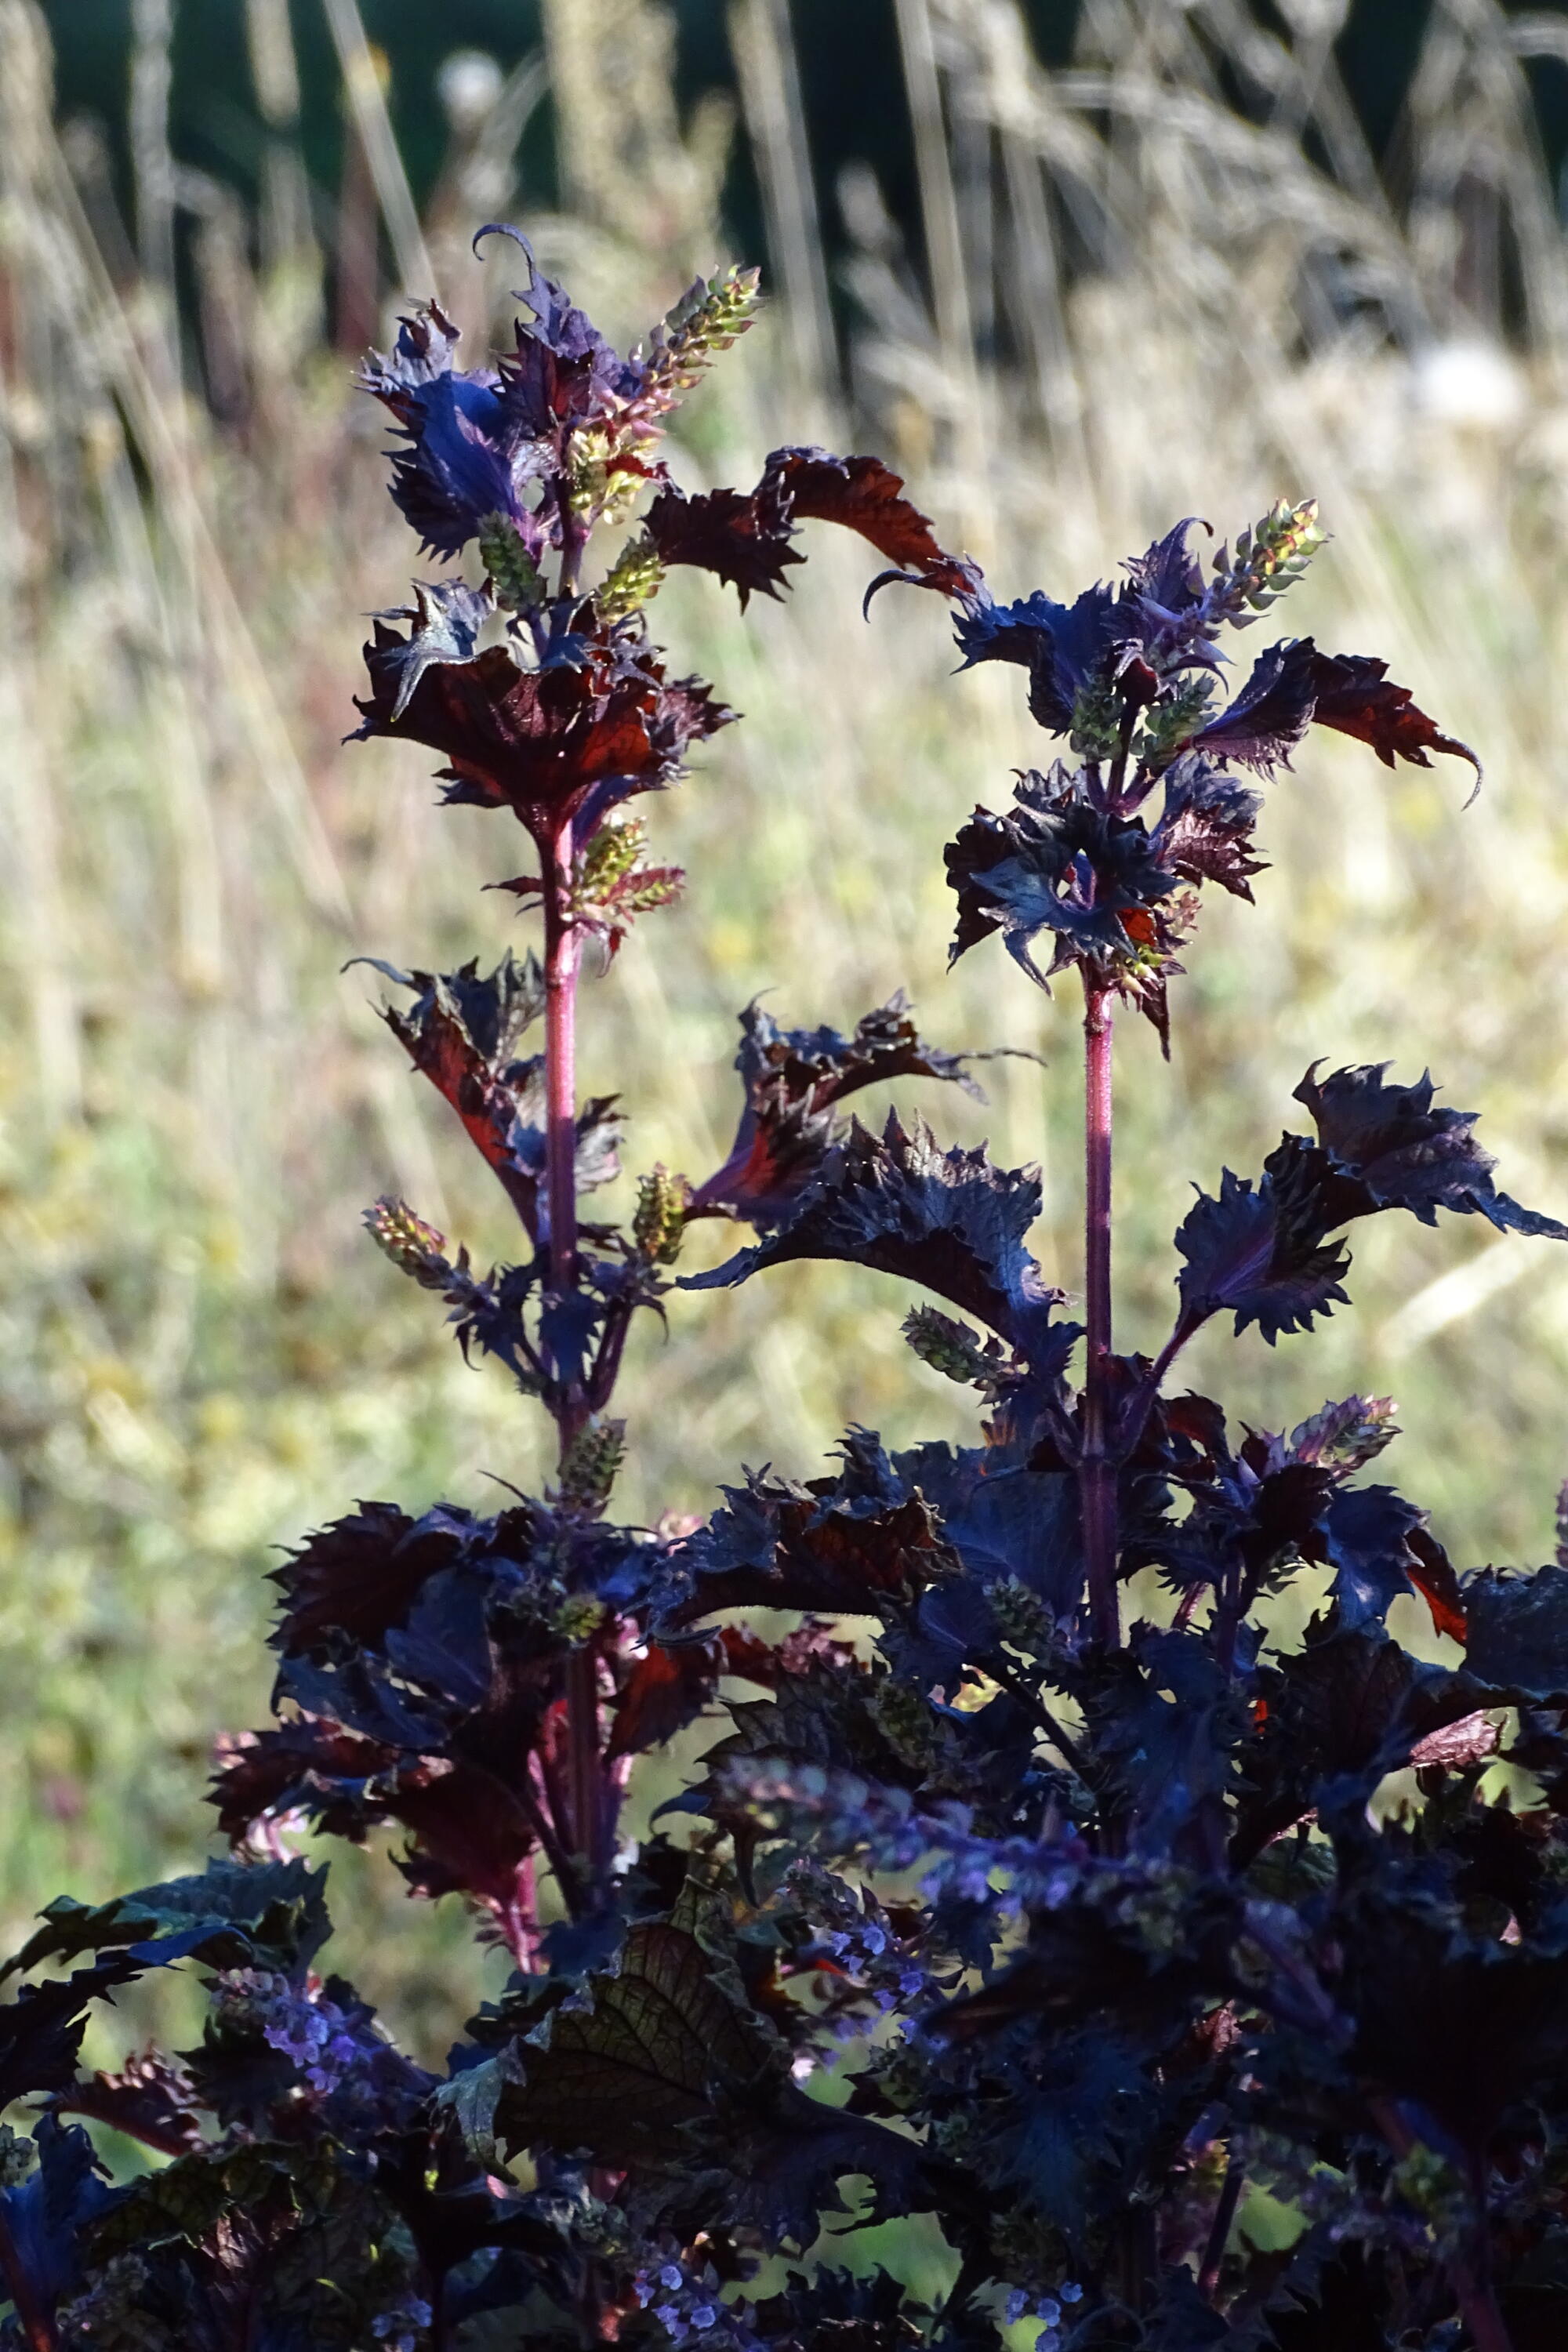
left=543, top=821, right=583, bottom=1327
left=541, top=816, right=601, bottom=1886
left=1080, top=977, right=1120, bottom=1647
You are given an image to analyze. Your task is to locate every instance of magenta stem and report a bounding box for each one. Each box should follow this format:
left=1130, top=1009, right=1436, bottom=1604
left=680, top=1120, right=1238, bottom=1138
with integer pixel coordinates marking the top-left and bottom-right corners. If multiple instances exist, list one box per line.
left=1080, top=978, right=1120, bottom=1646
left=543, top=821, right=582, bottom=1319
left=540, top=817, right=602, bottom=1889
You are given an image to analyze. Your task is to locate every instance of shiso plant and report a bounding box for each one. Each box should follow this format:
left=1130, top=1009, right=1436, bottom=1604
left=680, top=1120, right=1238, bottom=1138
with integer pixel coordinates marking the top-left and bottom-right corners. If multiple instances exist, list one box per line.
left=5, top=233, right=1568, bottom=2352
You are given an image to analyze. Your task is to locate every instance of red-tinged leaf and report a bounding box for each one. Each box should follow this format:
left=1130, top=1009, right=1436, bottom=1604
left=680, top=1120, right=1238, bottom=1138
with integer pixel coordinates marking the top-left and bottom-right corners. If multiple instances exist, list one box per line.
left=1190, top=637, right=1482, bottom=792
left=1153, top=757, right=1265, bottom=901
left=1189, top=637, right=1317, bottom=772
left=56, top=2049, right=206, bottom=2158
left=353, top=624, right=732, bottom=841
left=644, top=479, right=801, bottom=607
left=1406, top=1526, right=1467, bottom=1644
left=209, top=1719, right=401, bottom=1846
left=370, top=955, right=622, bottom=1225
left=764, top=446, right=972, bottom=595
left=608, top=1638, right=724, bottom=1759
left=606, top=1627, right=786, bottom=1759
left=690, top=993, right=986, bottom=1227
left=271, top=1501, right=471, bottom=1654
left=664, top=1466, right=949, bottom=1628
left=1306, top=648, right=1482, bottom=791
left=386, top=985, right=532, bottom=1200
left=684, top=1110, right=1067, bottom=1362
left=212, top=1718, right=540, bottom=1910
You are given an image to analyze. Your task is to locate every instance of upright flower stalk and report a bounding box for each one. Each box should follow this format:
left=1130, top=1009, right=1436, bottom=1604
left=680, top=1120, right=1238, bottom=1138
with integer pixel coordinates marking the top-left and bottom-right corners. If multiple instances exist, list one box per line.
left=325, top=229, right=978, bottom=1949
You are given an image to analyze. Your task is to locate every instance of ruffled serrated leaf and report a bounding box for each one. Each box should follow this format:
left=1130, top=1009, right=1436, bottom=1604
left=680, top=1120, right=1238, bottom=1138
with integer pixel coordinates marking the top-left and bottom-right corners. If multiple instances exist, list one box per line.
left=768, top=447, right=971, bottom=594
left=945, top=768, right=1177, bottom=985
left=682, top=1109, right=1065, bottom=1359
left=1174, top=1165, right=1351, bottom=1343
left=1319, top=1485, right=1432, bottom=1632
left=370, top=578, right=495, bottom=720
left=353, top=619, right=732, bottom=842
left=0, top=2117, right=121, bottom=2318
left=368, top=953, right=623, bottom=1229
left=1296, top=1062, right=1568, bottom=1239
left=1152, top=755, right=1264, bottom=900
left=952, top=582, right=1134, bottom=735
left=662, top=1453, right=946, bottom=1628
left=0, top=1959, right=146, bottom=2112
left=433, top=2043, right=527, bottom=2173
left=643, top=477, right=800, bottom=608
left=1191, top=637, right=1481, bottom=787
left=498, top=1903, right=925, bottom=2236
left=690, top=992, right=987, bottom=1227
left=1, top=1859, right=330, bottom=1985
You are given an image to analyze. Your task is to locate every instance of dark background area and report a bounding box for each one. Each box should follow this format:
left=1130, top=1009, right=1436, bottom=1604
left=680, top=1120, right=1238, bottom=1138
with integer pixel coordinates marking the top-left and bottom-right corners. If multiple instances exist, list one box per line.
left=39, top=1, right=1568, bottom=299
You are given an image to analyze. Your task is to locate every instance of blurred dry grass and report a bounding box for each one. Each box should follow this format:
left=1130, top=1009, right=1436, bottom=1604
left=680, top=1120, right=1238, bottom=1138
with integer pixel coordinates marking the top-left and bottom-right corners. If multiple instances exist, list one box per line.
left=5, top=0, right=1568, bottom=2056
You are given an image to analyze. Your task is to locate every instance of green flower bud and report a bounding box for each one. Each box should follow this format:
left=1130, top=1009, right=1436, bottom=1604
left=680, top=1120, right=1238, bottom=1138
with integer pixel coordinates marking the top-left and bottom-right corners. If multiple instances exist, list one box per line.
left=557, top=1416, right=626, bottom=1515
left=598, top=532, right=666, bottom=622
left=634, top=1163, right=688, bottom=1265
left=365, top=1196, right=451, bottom=1288
left=478, top=513, right=545, bottom=612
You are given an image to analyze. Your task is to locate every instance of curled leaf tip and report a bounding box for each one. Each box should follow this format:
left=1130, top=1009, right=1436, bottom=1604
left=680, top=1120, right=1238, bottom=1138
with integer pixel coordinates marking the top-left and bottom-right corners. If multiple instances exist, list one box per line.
left=471, top=220, right=533, bottom=263
left=862, top=567, right=920, bottom=618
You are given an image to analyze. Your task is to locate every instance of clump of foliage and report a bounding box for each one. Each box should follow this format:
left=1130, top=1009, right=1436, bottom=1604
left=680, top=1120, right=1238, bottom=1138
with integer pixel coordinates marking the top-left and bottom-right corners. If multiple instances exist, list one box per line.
left=4, top=232, right=1568, bottom=2352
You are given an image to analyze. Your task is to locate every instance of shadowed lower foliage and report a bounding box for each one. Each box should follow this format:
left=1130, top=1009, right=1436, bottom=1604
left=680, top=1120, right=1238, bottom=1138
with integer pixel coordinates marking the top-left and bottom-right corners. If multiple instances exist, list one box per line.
left=4, top=239, right=1568, bottom=2352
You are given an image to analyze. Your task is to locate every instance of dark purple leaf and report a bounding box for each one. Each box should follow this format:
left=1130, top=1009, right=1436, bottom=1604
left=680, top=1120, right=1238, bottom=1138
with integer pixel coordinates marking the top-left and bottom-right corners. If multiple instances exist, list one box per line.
left=944, top=768, right=1175, bottom=984
left=0, top=2118, right=121, bottom=2320
left=764, top=447, right=971, bottom=595
left=1174, top=1166, right=1350, bottom=1343
left=690, top=993, right=986, bottom=1226
left=664, top=1461, right=947, bottom=1626
left=953, top=584, right=1126, bottom=731
left=270, top=1501, right=474, bottom=1654
left=1295, top=1062, right=1568, bottom=1240
left=1189, top=637, right=1317, bottom=773
left=370, top=579, right=494, bottom=720
left=0, top=1958, right=143, bottom=2113
left=1463, top=1566, right=1568, bottom=1700
left=1153, top=757, right=1265, bottom=900
left=1319, top=1485, right=1432, bottom=1632
left=1123, top=517, right=1207, bottom=621
left=643, top=478, right=800, bottom=608
left=353, top=622, right=732, bottom=843
left=683, top=1109, right=1065, bottom=1359
left=361, top=303, right=548, bottom=564
left=0, top=1858, right=330, bottom=1986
